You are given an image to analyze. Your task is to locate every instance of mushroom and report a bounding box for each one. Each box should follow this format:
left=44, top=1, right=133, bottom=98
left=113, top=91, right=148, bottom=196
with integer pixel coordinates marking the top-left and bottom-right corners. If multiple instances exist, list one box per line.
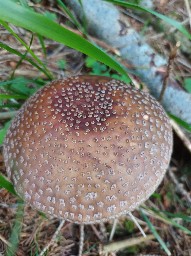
left=3, top=75, right=173, bottom=255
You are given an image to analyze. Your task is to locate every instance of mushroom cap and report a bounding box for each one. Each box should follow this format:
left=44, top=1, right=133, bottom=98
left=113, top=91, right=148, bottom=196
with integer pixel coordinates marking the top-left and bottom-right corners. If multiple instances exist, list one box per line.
left=3, top=76, right=173, bottom=224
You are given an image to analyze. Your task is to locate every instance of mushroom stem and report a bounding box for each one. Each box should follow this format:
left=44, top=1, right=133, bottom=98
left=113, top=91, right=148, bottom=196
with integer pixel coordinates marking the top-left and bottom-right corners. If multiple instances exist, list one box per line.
left=109, top=218, right=118, bottom=242
left=128, top=212, right=146, bottom=237
left=79, top=224, right=84, bottom=256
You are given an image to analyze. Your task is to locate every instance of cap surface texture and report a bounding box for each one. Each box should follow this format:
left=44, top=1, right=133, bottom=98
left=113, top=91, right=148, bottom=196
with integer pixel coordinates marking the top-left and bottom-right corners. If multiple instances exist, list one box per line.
left=3, top=76, right=173, bottom=224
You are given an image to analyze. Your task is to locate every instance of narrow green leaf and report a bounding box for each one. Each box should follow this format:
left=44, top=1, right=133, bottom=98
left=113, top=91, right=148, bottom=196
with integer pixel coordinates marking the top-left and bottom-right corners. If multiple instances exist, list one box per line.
left=1, top=103, right=21, bottom=109
left=0, top=0, right=129, bottom=80
left=0, top=41, right=50, bottom=77
left=0, top=77, right=29, bottom=88
left=169, top=114, right=191, bottom=132
left=184, top=78, right=191, bottom=93
left=0, top=121, right=11, bottom=145
left=149, top=208, right=191, bottom=235
left=0, top=21, right=53, bottom=79
left=141, top=206, right=191, bottom=235
left=105, top=0, right=191, bottom=40
left=38, top=35, right=47, bottom=58
left=11, top=34, right=34, bottom=79
left=6, top=201, right=24, bottom=256
left=0, top=94, right=27, bottom=100
left=160, top=211, right=191, bottom=223
left=0, top=174, right=17, bottom=196
left=140, top=209, right=171, bottom=256
left=57, top=0, right=83, bottom=31
left=0, top=77, right=45, bottom=96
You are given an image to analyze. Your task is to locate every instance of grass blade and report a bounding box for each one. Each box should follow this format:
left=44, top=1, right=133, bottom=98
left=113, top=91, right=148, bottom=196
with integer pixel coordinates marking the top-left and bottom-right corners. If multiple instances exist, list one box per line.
left=105, top=0, right=191, bottom=40
left=161, top=211, right=191, bottom=222
left=0, top=121, right=11, bottom=145
left=0, top=41, right=50, bottom=77
left=0, top=94, right=27, bottom=100
left=0, top=174, right=17, bottom=196
left=169, top=114, right=191, bottom=132
left=140, top=209, right=171, bottom=256
left=0, top=21, right=53, bottom=79
left=57, top=0, right=83, bottom=31
left=5, top=201, right=24, bottom=256
left=148, top=208, right=191, bottom=235
left=0, top=0, right=129, bottom=80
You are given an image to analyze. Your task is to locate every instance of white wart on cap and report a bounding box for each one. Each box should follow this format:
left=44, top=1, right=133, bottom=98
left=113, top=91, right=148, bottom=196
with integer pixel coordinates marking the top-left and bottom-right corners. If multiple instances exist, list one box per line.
left=3, top=76, right=173, bottom=224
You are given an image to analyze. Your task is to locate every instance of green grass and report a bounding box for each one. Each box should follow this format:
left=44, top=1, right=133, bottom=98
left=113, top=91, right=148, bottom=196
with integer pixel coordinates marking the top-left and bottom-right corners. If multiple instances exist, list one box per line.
left=85, top=56, right=131, bottom=84
left=0, top=0, right=129, bottom=80
left=105, top=0, right=191, bottom=40
left=0, top=174, right=17, bottom=196
left=183, top=78, right=191, bottom=93
left=140, top=208, right=171, bottom=256
left=5, top=201, right=25, bottom=256
left=169, top=114, right=191, bottom=132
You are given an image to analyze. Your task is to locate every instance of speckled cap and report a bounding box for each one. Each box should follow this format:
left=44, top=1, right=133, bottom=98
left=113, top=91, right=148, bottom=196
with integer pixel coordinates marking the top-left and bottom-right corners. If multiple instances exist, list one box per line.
left=3, top=76, right=173, bottom=224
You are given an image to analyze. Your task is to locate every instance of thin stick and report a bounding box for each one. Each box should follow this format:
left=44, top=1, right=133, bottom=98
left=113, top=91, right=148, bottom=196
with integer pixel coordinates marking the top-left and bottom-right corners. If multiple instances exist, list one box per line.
left=39, top=219, right=65, bottom=256
left=78, top=224, right=84, bottom=256
left=159, top=42, right=180, bottom=102
left=90, top=224, right=105, bottom=242
left=109, top=219, right=118, bottom=242
left=128, top=212, right=146, bottom=237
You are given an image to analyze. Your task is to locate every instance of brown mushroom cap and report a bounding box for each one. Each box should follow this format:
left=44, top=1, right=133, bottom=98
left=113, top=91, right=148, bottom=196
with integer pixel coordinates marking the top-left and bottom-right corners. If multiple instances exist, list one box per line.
left=3, top=76, right=173, bottom=224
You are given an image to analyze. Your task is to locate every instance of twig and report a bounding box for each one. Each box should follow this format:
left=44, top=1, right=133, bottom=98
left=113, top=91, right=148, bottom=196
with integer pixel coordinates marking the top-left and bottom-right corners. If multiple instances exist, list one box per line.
left=0, top=111, right=17, bottom=120
left=184, top=0, right=191, bottom=29
left=159, top=42, right=180, bottom=102
left=101, top=234, right=154, bottom=253
left=168, top=168, right=191, bottom=205
left=170, top=119, right=191, bottom=155
left=39, top=219, right=65, bottom=256
left=90, top=224, right=106, bottom=242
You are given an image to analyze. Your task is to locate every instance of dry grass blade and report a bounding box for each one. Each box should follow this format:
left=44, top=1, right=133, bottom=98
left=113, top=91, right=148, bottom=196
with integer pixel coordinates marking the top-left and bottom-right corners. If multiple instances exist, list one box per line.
left=101, top=234, right=154, bottom=254
left=0, top=111, right=18, bottom=120
left=0, top=234, right=11, bottom=248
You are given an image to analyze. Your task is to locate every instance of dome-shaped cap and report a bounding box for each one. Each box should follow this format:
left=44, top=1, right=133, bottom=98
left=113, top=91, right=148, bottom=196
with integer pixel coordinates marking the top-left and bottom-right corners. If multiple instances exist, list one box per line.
left=3, top=76, right=173, bottom=224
